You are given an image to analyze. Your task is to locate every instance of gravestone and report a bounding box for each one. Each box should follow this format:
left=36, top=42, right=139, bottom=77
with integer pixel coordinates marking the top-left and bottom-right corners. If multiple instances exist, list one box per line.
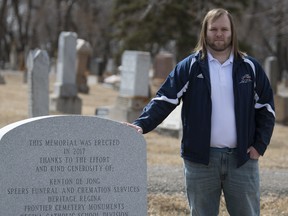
left=119, top=51, right=150, bottom=98
left=108, top=51, right=151, bottom=122
left=50, top=32, right=82, bottom=114
left=274, top=84, right=288, bottom=125
left=76, top=39, right=92, bottom=94
left=0, top=73, right=5, bottom=84
left=0, top=115, right=147, bottom=215
left=265, top=56, right=288, bottom=124
left=264, top=56, right=278, bottom=94
left=90, top=58, right=105, bottom=83
left=153, top=51, right=174, bottom=81
left=27, top=49, right=50, bottom=117
left=151, top=51, right=175, bottom=97
left=105, top=58, right=116, bottom=75
left=285, top=71, right=288, bottom=87
left=9, top=42, right=17, bottom=70
left=148, top=51, right=181, bottom=137
left=89, top=58, right=101, bottom=85
left=157, top=103, right=183, bottom=138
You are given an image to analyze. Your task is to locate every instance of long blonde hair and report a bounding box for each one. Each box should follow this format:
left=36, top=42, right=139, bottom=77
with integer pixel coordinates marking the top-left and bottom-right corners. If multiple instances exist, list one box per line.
left=194, top=8, right=245, bottom=59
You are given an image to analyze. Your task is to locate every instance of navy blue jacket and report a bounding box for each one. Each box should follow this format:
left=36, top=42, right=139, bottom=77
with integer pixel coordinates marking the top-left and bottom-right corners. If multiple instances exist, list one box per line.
left=133, top=51, right=275, bottom=167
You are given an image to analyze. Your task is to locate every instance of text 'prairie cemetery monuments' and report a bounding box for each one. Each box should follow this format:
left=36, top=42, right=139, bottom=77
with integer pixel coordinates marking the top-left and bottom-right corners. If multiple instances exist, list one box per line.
left=0, top=116, right=147, bottom=216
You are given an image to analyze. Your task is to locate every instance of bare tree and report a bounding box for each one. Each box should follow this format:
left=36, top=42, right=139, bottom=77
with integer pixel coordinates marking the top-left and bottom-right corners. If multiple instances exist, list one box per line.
left=242, top=0, right=288, bottom=80
left=1, top=0, right=285, bottom=73
left=0, top=0, right=9, bottom=66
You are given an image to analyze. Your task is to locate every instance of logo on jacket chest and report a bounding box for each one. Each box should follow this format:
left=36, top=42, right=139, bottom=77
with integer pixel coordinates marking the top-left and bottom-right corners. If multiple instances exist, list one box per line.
left=239, top=74, right=252, bottom=84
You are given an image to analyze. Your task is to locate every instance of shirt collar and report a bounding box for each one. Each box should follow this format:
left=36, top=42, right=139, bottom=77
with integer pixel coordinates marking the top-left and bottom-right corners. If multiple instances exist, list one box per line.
left=208, top=51, right=234, bottom=65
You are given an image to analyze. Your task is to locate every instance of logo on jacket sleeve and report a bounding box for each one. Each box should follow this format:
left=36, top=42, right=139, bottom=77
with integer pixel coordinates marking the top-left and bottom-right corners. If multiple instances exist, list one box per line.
left=197, top=73, right=204, bottom=79
left=239, top=74, right=252, bottom=84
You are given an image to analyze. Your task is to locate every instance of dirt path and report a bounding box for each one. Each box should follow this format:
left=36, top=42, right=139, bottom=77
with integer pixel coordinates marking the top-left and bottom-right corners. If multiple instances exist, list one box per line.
left=147, top=165, right=288, bottom=196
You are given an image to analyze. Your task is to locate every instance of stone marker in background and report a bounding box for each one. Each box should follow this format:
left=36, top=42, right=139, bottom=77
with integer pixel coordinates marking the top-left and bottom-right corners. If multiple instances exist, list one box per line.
left=119, top=51, right=150, bottom=98
left=76, top=39, right=92, bottom=94
left=264, top=56, right=278, bottom=94
left=157, top=103, right=183, bottom=138
left=265, top=56, right=288, bottom=125
left=153, top=51, right=174, bottom=81
left=9, top=43, right=17, bottom=70
left=0, top=115, right=147, bottom=215
left=274, top=81, right=288, bottom=125
left=151, top=51, right=182, bottom=138
left=27, top=49, right=50, bottom=117
left=274, top=91, right=288, bottom=125
left=108, top=50, right=151, bottom=122
left=89, top=57, right=106, bottom=83
left=50, top=32, right=82, bottom=114
left=285, top=72, right=288, bottom=87
left=105, top=58, right=116, bottom=75
left=0, top=73, right=5, bottom=84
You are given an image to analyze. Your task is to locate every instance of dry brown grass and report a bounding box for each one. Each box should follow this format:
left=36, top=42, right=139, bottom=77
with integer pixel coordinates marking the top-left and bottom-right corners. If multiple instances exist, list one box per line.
left=0, top=70, right=288, bottom=216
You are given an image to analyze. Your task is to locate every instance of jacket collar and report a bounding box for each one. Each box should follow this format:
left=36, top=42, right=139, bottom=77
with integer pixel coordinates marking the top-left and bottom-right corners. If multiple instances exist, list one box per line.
left=196, top=51, right=211, bottom=95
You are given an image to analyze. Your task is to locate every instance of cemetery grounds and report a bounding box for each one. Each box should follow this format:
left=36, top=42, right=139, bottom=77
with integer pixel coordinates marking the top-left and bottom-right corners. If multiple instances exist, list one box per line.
left=0, top=70, right=287, bottom=216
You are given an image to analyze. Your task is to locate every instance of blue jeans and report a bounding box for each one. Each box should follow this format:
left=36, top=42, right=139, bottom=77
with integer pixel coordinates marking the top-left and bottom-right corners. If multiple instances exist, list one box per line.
left=184, top=148, right=260, bottom=216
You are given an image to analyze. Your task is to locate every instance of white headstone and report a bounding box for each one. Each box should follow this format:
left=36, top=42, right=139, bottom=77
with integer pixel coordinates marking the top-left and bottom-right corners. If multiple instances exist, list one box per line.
left=27, top=49, right=50, bottom=117
left=119, top=51, right=151, bottom=97
left=0, top=115, right=147, bottom=215
left=54, top=32, right=78, bottom=97
left=157, top=103, right=182, bottom=138
left=50, top=32, right=82, bottom=114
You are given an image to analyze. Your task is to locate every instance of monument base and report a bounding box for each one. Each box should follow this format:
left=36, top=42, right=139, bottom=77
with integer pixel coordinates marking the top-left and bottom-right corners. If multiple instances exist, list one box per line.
left=108, top=96, right=150, bottom=123
left=54, top=82, right=78, bottom=97
left=156, top=102, right=182, bottom=139
left=50, top=95, right=82, bottom=114
left=155, top=127, right=182, bottom=139
left=109, top=107, right=141, bottom=123
left=78, top=83, right=89, bottom=94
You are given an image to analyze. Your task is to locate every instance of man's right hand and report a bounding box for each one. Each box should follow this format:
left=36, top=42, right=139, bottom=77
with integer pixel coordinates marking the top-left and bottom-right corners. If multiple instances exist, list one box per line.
left=122, top=122, right=143, bottom=134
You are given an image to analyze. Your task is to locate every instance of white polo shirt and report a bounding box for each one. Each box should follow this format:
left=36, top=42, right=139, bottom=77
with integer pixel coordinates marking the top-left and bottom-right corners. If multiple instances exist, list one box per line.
left=208, top=52, right=237, bottom=148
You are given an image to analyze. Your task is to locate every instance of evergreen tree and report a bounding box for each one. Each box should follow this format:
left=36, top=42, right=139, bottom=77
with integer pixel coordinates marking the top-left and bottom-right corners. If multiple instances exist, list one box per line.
left=111, top=0, right=251, bottom=61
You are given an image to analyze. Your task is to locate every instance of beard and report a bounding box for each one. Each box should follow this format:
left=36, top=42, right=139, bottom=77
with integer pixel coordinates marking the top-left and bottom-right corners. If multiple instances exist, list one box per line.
left=206, top=38, right=232, bottom=52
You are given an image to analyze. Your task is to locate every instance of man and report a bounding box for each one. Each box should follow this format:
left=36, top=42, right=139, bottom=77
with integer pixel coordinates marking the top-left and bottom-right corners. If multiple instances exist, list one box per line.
left=124, top=8, right=275, bottom=216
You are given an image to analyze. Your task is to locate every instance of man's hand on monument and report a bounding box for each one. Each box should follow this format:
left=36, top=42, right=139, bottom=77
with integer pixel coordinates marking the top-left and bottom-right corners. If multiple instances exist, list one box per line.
left=122, top=122, right=143, bottom=134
